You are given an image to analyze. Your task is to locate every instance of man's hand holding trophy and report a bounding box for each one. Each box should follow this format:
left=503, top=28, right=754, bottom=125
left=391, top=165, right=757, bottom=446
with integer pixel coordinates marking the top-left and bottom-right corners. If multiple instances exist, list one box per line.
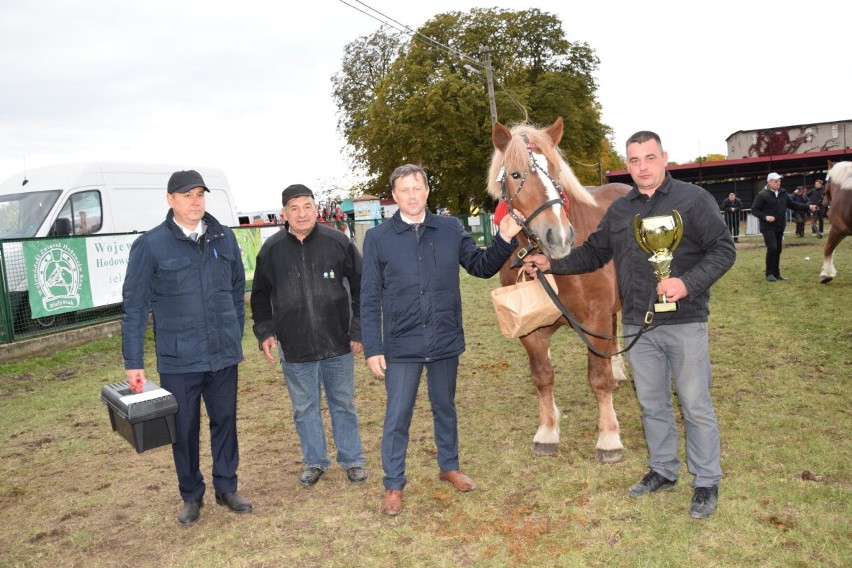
left=632, top=210, right=684, bottom=313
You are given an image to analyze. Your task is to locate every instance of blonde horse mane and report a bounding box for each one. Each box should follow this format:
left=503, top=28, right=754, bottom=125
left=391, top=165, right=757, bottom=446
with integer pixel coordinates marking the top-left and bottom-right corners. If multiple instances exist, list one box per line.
left=828, top=161, right=852, bottom=190
left=488, top=121, right=598, bottom=208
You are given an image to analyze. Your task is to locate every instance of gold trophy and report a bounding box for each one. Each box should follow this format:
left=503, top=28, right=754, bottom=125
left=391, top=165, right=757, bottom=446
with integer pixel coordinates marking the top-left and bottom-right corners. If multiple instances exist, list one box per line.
left=632, top=211, right=684, bottom=313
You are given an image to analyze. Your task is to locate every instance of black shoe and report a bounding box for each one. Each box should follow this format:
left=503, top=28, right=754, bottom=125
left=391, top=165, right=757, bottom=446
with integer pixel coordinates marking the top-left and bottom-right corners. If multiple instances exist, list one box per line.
left=346, top=466, right=367, bottom=484
left=299, top=467, right=325, bottom=486
left=765, top=275, right=778, bottom=282
left=178, top=499, right=203, bottom=525
left=817, top=233, right=823, bottom=239
left=689, top=486, right=718, bottom=519
left=733, top=237, right=739, bottom=243
left=627, top=470, right=677, bottom=498
left=215, top=491, right=253, bottom=513
left=774, top=274, right=787, bottom=281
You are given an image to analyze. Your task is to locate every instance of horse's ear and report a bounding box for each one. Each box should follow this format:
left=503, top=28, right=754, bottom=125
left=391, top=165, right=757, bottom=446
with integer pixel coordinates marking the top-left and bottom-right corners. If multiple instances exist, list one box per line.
left=492, top=121, right=512, bottom=151
left=546, top=117, right=564, bottom=145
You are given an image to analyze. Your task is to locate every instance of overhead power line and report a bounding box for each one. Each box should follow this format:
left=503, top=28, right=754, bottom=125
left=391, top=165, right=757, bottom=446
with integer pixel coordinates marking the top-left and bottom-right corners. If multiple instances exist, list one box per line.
left=337, top=0, right=530, bottom=123
left=337, top=0, right=484, bottom=69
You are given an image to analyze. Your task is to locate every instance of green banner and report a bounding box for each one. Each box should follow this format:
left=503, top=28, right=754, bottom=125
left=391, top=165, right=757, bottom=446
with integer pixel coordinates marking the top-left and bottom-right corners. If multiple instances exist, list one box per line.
left=234, top=227, right=263, bottom=282
left=23, top=239, right=93, bottom=318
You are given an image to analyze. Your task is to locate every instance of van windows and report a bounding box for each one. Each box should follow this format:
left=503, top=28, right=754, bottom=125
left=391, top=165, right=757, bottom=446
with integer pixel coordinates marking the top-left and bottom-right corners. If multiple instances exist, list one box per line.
left=0, top=190, right=62, bottom=238
left=55, top=190, right=103, bottom=235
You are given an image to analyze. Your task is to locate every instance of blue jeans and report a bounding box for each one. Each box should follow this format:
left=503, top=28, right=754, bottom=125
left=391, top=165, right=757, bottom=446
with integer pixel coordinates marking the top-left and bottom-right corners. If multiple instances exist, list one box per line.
left=381, top=357, right=460, bottom=490
left=623, top=323, right=722, bottom=488
left=280, top=349, right=365, bottom=471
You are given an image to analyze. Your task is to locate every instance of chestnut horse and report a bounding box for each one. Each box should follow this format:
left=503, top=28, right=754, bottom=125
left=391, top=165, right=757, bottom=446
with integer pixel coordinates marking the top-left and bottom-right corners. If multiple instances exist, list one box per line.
left=820, top=161, right=852, bottom=284
left=488, top=117, right=631, bottom=462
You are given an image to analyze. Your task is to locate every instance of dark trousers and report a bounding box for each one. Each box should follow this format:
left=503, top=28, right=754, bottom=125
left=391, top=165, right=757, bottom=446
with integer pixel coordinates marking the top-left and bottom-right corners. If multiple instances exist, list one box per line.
left=761, top=229, right=784, bottom=278
left=811, top=210, right=824, bottom=235
left=160, top=365, right=240, bottom=502
left=724, top=213, right=739, bottom=238
left=381, top=357, right=460, bottom=490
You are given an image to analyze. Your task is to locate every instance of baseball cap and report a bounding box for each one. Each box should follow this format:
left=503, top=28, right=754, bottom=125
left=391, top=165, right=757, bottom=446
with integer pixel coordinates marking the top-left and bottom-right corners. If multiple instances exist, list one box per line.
left=767, top=172, right=783, bottom=182
left=168, top=170, right=209, bottom=194
left=281, top=184, right=314, bottom=206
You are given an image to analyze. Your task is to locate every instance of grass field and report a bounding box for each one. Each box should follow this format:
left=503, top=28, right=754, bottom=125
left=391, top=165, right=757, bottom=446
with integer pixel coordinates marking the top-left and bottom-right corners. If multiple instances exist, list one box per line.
left=0, top=236, right=849, bottom=567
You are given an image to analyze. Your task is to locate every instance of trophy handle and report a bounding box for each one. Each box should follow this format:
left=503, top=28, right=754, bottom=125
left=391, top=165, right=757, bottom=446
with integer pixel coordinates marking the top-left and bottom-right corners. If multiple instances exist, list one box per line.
left=632, top=214, right=654, bottom=254
left=669, top=210, right=684, bottom=254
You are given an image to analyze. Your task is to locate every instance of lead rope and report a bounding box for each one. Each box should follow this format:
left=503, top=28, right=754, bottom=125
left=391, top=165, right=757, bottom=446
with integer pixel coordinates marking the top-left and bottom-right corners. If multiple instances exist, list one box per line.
left=533, top=267, right=657, bottom=357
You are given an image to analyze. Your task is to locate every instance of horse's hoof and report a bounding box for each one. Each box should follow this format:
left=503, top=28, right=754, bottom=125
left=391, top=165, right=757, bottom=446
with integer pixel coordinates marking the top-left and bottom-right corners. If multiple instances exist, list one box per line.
left=534, top=442, right=558, bottom=456
left=820, top=276, right=833, bottom=284
left=596, top=448, right=623, bottom=464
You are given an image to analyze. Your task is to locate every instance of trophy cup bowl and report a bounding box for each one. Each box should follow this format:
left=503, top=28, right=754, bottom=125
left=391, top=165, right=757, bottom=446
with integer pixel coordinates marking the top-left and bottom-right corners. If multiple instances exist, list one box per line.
left=632, top=211, right=684, bottom=313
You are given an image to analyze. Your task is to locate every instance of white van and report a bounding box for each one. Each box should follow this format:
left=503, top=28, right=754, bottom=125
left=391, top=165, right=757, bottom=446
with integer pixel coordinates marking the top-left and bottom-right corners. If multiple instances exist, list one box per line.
left=0, top=162, right=238, bottom=301
left=0, top=161, right=238, bottom=239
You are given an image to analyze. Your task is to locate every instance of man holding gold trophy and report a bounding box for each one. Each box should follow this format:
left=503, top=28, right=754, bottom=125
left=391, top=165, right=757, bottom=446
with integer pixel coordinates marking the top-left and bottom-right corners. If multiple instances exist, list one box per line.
left=523, top=131, right=735, bottom=519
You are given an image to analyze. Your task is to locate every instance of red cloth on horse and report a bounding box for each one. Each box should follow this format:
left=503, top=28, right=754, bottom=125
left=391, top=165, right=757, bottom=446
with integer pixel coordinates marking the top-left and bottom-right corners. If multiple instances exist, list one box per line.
left=494, top=200, right=509, bottom=225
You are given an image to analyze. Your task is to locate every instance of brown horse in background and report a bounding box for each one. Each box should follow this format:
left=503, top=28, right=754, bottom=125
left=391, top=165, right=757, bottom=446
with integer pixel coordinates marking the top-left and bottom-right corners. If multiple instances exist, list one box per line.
left=488, top=117, right=631, bottom=462
left=820, top=161, right=852, bottom=283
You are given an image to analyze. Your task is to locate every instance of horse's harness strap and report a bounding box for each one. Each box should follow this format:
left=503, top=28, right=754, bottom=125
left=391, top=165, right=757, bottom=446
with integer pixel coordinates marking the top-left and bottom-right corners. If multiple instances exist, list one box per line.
left=534, top=268, right=655, bottom=357
left=499, top=134, right=569, bottom=255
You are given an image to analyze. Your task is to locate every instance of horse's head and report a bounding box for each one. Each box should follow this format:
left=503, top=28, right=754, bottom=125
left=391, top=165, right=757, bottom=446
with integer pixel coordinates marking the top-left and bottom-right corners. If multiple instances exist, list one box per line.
left=488, top=117, right=597, bottom=260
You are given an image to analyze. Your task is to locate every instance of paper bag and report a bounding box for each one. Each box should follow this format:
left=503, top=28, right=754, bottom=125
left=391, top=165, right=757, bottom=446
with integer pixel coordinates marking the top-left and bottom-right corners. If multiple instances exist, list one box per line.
left=490, top=274, right=561, bottom=338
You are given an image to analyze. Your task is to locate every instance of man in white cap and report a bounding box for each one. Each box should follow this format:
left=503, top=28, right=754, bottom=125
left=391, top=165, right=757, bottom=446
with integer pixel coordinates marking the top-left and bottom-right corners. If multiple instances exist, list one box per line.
left=750, top=172, right=817, bottom=281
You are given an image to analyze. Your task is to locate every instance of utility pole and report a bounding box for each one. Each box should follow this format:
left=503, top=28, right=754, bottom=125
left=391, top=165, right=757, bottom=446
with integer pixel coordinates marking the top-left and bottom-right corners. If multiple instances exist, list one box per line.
left=484, top=51, right=498, bottom=126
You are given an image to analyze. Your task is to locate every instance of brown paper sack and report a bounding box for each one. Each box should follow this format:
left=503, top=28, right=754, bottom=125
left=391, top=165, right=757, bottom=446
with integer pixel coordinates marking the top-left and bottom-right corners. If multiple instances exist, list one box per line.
left=490, top=273, right=561, bottom=338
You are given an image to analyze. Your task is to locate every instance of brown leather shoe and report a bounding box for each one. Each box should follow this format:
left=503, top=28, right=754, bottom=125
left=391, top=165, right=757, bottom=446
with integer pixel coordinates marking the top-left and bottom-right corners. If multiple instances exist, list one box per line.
left=439, top=470, right=477, bottom=492
left=381, top=489, right=403, bottom=516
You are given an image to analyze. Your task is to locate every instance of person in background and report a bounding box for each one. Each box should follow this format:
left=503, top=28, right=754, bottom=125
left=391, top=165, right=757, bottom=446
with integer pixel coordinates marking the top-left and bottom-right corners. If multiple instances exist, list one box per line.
left=122, top=169, right=252, bottom=525
left=751, top=173, right=817, bottom=281
left=251, top=184, right=367, bottom=488
left=790, top=187, right=809, bottom=238
left=360, top=163, right=522, bottom=517
left=523, top=131, right=735, bottom=519
left=807, top=179, right=826, bottom=238
left=720, top=192, right=743, bottom=242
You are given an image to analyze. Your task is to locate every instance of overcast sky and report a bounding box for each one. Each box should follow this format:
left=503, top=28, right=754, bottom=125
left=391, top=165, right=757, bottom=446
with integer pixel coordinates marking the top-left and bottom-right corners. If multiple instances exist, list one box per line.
left=1, top=0, right=847, bottom=213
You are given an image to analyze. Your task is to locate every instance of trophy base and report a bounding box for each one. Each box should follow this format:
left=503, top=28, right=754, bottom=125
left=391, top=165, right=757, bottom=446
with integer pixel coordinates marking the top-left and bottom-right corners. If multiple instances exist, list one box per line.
left=654, top=301, right=678, bottom=313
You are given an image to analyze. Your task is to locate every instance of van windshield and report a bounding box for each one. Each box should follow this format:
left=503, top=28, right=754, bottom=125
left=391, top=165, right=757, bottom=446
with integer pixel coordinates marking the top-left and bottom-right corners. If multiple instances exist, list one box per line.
left=0, top=190, right=62, bottom=239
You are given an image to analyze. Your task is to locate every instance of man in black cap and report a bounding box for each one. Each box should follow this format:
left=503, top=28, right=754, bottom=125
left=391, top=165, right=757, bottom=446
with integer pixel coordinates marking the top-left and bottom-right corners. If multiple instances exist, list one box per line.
left=251, top=184, right=367, bottom=487
left=122, top=169, right=252, bottom=525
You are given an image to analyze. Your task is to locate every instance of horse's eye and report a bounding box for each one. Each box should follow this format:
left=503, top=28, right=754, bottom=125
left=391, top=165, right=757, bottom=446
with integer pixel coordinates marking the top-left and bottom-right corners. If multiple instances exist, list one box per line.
left=511, top=172, right=521, bottom=180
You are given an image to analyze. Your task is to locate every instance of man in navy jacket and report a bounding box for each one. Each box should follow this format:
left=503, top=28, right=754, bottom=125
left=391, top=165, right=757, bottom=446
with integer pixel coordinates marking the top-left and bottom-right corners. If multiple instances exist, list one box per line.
left=122, top=170, right=251, bottom=525
left=361, top=163, right=522, bottom=516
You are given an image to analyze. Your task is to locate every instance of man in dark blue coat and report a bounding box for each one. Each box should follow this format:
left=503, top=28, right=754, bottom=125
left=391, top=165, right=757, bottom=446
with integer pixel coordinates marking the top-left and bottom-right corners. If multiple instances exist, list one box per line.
left=361, top=163, right=522, bottom=516
left=122, top=170, right=251, bottom=525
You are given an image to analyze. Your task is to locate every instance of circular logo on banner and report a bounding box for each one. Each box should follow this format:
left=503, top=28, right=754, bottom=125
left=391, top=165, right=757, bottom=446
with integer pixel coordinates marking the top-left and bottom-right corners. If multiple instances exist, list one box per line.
left=34, top=243, right=83, bottom=312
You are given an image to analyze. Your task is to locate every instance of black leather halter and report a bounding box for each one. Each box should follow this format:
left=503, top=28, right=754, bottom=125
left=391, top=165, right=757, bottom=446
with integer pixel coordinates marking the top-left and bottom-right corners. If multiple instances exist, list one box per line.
left=498, top=135, right=571, bottom=261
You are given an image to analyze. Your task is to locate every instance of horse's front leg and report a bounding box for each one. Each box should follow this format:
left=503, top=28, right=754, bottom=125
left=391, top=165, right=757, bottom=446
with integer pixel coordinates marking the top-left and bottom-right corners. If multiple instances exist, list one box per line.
left=588, top=345, right=623, bottom=464
left=520, top=329, right=560, bottom=456
left=820, top=227, right=843, bottom=283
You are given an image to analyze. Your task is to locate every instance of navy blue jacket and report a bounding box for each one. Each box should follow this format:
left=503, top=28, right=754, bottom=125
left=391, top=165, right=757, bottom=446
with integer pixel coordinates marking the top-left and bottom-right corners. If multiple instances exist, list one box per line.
left=251, top=223, right=361, bottom=363
left=550, top=174, right=735, bottom=326
left=360, top=210, right=516, bottom=362
left=122, top=210, right=245, bottom=373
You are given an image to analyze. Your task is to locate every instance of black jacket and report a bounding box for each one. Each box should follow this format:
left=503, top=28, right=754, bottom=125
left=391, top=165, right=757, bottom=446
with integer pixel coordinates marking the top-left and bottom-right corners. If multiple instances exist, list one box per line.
left=549, top=173, right=736, bottom=326
left=250, top=223, right=361, bottom=363
left=751, top=186, right=811, bottom=232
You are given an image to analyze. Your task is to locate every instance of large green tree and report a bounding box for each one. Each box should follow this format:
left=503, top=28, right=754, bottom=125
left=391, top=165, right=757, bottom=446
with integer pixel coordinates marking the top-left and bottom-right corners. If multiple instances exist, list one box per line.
left=331, top=8, right=618, bottom=212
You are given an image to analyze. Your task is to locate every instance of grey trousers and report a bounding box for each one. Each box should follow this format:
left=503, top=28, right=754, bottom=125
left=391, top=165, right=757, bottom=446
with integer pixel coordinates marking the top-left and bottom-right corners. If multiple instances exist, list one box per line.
left=623, top=322, right=722, bottom=488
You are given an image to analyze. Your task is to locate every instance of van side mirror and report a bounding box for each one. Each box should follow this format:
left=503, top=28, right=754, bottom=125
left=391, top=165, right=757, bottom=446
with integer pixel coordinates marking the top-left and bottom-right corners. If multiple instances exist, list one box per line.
left=50, top=217, right=73, bottom=237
